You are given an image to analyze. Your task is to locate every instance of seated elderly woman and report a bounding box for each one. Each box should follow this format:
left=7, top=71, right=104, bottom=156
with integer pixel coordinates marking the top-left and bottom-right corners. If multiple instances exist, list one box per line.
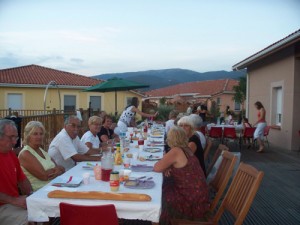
left=97, top=115, right=119, bottom=143
left=81, top=116, right=104, bottom=151
left=154, top=126, right=209, bottom=225
left=177, top=116, right=206, bottom=177
left=18, top=121, right=65, bottom=191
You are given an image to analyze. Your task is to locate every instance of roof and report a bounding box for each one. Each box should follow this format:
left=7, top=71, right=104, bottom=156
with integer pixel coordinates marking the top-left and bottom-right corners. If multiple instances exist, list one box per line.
left=232, top=29, right=300, bottom=70
left=145, top=79, right=239, bottom=98
left=0, top=64, right=102, bottom=87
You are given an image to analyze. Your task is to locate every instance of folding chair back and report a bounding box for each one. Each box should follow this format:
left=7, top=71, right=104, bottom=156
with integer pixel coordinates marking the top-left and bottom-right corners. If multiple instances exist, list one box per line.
left=209, top=151, right=238, bottom=212
left=208, top=127, right=223, bottom=143
left=223, top=127, right=239, bottom=148
left=171, top=163, right=264, bottom=225
left=212, top=162, right=264, bottom=225
left=60, top=203, right=119, bottom=225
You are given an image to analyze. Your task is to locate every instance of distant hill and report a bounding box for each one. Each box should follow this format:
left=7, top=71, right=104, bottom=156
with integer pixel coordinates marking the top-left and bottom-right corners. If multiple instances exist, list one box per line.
left=92, top=68, right=246, bottom=91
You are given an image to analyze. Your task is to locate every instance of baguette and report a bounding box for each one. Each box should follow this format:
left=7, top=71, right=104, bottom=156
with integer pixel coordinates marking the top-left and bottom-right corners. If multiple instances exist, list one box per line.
left=48, top=190, right=151, bottom=202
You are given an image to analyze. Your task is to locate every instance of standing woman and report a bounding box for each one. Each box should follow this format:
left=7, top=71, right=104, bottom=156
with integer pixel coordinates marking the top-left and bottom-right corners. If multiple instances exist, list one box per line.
left=177, top=116, right=206, bottom=177
left=18, top=121, right=65, bottom=191
left=154, top=126, right=209, bottom=225
left=116, top=97, right=158, bottom=132
left=253, top=101, right=267, bottom=153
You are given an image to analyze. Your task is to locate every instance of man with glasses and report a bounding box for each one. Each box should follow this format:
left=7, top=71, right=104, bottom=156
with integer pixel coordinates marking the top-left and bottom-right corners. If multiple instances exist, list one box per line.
left=0, top=119, right=33, bottom=225
left=48, top=115, right=102, bottom=171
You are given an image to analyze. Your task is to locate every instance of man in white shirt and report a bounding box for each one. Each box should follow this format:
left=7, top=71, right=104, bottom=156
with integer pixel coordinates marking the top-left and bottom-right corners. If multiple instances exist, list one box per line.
left=48, top=116, right=101, bottom=171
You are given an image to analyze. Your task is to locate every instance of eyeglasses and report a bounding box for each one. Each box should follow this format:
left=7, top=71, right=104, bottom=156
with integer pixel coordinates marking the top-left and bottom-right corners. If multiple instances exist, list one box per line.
left=68, top=123, right=81, bottom=129
left=3, top=135, right=19, bottom=141
left=179, top=124, right=190, bottom=127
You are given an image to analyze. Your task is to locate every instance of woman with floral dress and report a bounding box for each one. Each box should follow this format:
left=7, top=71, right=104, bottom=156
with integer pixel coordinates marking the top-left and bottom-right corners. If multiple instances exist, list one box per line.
left=154, top=126, right=209, bottom=225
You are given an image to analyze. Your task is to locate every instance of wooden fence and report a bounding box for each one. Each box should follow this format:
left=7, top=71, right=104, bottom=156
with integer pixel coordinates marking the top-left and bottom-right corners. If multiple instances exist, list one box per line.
left=0, top=108, right=96, bottom=151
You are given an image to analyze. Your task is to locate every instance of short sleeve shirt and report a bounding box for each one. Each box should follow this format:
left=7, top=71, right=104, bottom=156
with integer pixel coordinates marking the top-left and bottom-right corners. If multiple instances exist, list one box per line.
left=81, top=130, right=100, bottom=148
left=0, top=151, right=27, bottom=206
left=48, top=129, right=89, bottom=171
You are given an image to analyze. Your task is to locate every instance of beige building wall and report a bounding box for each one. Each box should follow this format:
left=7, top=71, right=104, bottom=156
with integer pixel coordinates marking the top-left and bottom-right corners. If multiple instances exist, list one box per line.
left=247, top=46, right=300, bottom=150
left=1, top=87, right=143, bottom=118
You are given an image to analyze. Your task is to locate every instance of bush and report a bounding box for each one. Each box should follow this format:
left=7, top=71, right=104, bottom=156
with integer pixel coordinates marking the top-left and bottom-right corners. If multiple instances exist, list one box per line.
left=156, top=104, right=175, bottom=122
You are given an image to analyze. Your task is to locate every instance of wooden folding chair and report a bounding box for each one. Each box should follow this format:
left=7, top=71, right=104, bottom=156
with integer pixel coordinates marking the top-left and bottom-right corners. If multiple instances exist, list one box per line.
left=204, top=139, right=213, bottom=162
left=208, top=151, right=238, bottom=212
left=206, top=144, right=229, bottom=176
left=59, top=203, right=119, bottom=225
left=171, top=162, right=264, bottom=225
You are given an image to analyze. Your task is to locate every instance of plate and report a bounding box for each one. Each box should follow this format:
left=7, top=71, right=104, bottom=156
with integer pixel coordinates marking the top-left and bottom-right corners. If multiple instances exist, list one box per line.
left=82, top=163, right=96, bottom=170
left=150, top=134, right=164, bottom=138
left=144, top=147, right=162, bottom=153
left=51, top=176, right=82, bottom=187
left=131, top=165, right=153, bottom=172
left=124, top=180, right=155, bottom=189
left=146, top=155, right=162, bottom=161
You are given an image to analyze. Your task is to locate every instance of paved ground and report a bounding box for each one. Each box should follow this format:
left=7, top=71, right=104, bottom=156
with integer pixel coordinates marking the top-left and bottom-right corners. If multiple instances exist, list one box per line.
left=217, top=142, right=300, bottom=225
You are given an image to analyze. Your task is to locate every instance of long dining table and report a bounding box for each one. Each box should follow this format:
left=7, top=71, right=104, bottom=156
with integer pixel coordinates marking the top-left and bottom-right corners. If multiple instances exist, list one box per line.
left=26, top=131, right=165, bottom=224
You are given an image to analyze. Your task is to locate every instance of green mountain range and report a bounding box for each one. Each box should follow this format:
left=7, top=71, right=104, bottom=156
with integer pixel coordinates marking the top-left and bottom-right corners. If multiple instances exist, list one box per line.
left=92, top=68, right=246, bottom=91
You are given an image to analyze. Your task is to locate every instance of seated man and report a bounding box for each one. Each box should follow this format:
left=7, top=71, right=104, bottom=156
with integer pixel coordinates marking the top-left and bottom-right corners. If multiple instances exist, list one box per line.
left=0, top=119, right=33, bottom=225
left=48, top=115, right=102, bottom=171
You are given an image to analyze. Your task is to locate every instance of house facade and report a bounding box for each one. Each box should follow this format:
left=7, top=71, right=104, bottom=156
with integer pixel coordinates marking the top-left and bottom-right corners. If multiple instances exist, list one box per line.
left=232, top=29, right=300, bottom=151
left=144, top=79, right=242, bottom=116
left=0, top=65, right=143, bottom=117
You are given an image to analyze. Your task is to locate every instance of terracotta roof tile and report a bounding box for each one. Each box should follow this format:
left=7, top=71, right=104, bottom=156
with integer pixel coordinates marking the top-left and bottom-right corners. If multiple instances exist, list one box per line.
left=145, top=79, right=239, bottom=97
left=0, top=64, right=102, bottom=86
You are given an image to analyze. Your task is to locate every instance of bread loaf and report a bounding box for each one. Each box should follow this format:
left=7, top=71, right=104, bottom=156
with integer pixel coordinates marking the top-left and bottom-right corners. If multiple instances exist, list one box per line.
left=48, top=190, right=151, bottom=201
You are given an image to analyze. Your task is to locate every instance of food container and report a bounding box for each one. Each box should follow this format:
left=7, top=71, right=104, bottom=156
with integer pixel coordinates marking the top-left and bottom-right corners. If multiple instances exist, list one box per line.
left=110, top=171, right=120, bottom=191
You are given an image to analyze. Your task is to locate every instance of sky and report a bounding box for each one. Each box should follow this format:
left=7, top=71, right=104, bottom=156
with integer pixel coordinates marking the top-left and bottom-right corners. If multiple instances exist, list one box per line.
left=0, top=0, right=299, bottom=76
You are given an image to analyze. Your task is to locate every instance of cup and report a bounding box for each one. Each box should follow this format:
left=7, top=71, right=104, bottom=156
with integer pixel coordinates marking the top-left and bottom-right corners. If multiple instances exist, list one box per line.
left=119, top=169, right=125, bottom=183
left=131, top=152, right=138, bottom=166
left=139, top=145, right=144, bottom=154
left=101, top=168, right=112, bottom=182
left=83, top=172, right=90, bottom=185
left=124, top=169, right=131, bottom=181
left=93, top=165, right=101, bottom=180
left=138, top=139, right=144, bottom=146
left=123, top=158, right=131, bottom=168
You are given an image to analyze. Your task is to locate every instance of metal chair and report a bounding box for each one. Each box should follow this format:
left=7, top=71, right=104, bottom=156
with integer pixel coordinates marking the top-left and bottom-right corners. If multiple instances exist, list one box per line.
left=241, top=127, right=256, bottom=149
left=223, top=127, right=239, bottom=150
left=263, top=126, right=271, bottom=148
left=208, top=127, right=223, bottom=144
left=171, top=162, right=264, bottom=225
left=59, top=203, right=119, bottom=225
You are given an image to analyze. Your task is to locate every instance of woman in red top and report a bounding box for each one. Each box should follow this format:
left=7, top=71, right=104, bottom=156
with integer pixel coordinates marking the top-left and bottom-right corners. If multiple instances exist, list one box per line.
left=253, top=101, right=267, bottom=153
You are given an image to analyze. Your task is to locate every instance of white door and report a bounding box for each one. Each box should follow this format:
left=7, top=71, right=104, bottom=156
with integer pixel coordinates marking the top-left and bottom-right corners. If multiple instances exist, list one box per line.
left=7, top=93, right=23, bottom=109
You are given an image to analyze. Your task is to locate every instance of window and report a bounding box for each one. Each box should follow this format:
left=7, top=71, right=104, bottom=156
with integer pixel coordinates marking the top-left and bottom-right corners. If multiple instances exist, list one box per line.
left=216, top=97, right=221, bottom=105
left=126, top=97, right=133, bottom=106
left=7, top=93, right=23, bottom=109
left=89, top=96, right=101, bottom=111
left=64, top=95, right=76, bottom=112
left=274, top=87, right=282, bottom=125
left=271, top=81, right=283, bottom=126
left=234, top=101, right=241, bottom=111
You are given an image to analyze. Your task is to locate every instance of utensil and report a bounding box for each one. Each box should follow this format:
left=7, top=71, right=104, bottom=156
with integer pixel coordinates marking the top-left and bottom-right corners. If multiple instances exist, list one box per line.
left=142, top=177, right=153, bottom=183
left=66, top=176, right=73, bottom=183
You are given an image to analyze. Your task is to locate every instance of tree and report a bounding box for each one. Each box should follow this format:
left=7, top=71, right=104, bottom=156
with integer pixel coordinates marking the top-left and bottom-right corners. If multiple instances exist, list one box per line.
left=233, top=76, right=246, bottom=111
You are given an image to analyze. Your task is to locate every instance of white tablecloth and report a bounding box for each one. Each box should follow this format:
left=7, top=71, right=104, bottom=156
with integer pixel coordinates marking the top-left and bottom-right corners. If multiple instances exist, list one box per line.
left=26, top=140, right=164, bottom=223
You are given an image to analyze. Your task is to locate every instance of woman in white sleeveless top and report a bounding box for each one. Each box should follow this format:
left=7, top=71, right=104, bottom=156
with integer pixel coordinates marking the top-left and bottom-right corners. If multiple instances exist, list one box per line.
left=116, top=97, right=158, bottom=133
